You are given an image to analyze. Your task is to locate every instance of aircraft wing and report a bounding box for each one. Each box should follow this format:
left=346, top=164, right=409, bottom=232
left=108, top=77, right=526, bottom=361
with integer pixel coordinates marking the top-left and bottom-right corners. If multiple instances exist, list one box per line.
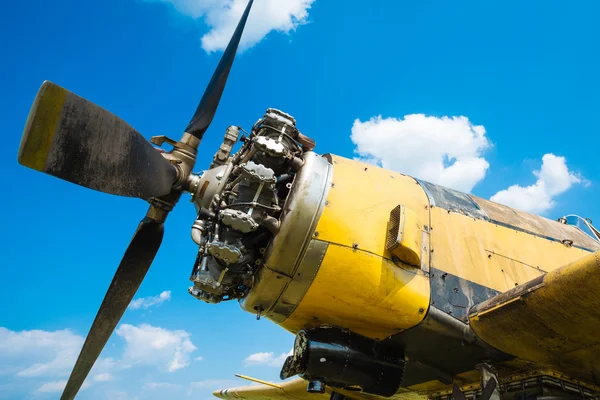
left=213, top=377, right=428, bottom=400
left=468, top=250, right=600, bottom=383
left=213, top=377, right=332, bottom=400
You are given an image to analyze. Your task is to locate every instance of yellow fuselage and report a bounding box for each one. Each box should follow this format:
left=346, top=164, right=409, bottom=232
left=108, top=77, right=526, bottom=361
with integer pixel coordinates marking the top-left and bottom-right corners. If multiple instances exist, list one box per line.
left=239, top=153, right=599, bottom=395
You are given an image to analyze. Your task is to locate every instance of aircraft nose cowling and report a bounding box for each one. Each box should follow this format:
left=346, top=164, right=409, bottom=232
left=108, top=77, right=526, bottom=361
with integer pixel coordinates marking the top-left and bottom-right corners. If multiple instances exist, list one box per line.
left=241, top=153, right=431, bottom=340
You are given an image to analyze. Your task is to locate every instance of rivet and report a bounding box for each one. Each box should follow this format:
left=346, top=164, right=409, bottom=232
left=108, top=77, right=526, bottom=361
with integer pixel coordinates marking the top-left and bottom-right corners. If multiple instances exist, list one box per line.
left=352, top=243, right=359, bottom=249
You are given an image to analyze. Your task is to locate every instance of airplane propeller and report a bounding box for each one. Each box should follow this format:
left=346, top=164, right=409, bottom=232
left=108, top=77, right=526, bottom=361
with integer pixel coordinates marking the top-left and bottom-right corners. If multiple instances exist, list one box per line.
left=453, top=378, right=498, bottom=400
left=16, top=1, right=254, bottom=399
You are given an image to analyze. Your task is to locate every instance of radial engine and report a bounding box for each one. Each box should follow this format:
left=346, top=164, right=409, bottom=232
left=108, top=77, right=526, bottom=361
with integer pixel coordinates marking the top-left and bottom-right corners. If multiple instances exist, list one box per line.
left=187, top=108, right=316, bottom=304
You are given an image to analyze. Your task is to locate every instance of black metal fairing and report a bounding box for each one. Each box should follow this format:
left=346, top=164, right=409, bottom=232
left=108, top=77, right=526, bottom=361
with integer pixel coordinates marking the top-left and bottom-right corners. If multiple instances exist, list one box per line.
left=383, top=307, right=513, bottom=388
left=280, top=327, right=405, bottom=397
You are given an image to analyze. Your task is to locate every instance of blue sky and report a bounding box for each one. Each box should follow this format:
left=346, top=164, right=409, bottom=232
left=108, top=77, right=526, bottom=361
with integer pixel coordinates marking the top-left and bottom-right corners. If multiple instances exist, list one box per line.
left=1, top=0, right=599, bottom=398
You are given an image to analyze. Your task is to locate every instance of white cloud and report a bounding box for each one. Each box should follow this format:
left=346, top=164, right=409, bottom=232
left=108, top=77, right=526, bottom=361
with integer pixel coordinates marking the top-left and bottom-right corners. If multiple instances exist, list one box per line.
left=145, top=381, right=181, bottom=390
left=35, top=380, right=90, bottom=393
left=93, top=372, right=113, bottom=382
left=145, top=0, right=315, bottom=52
left=244, top=349, right=292, bottom=367
left=0, top=327, right=83, bottom=378
left=116, top=324, right=198, bottom=372
left=186, top=379, right=239, bottom=397
left=129, top=291, right=171, bottom=310
left=490, top=153, right=585, bottom=214
left=1, top=324, right=198, bottom=398
left=351, top=114, right=491, bottom=192
left=35, top=380, right=67, bottom=393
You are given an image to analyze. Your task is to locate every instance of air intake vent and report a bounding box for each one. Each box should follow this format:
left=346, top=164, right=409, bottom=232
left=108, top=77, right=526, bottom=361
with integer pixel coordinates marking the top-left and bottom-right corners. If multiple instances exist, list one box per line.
left=387, top=205, right=403, bottom=251
left=386, top=204, right=422, bottom=267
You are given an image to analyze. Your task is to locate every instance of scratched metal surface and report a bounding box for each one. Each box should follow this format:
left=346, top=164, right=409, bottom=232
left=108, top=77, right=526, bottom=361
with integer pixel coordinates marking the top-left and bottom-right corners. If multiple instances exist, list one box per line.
left=415, top=179, right=490, bottom=221
left=471, top=196, right=600, bottom=251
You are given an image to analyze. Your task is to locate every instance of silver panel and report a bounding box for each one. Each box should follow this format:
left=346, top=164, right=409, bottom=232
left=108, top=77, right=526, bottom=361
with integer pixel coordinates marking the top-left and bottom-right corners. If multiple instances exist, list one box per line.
left=269, top=240, right=329, bottom=323
left=240, top=152, right=333, bottom=317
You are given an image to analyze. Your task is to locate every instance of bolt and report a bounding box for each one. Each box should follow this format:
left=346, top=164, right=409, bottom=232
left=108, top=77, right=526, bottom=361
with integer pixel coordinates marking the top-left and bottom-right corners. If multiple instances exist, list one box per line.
left=352, top=243, right=359, bottom=250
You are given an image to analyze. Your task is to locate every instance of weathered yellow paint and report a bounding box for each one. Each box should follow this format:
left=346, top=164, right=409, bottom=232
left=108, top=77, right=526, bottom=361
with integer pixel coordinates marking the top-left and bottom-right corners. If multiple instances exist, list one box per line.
left=281, top=243, right=430, bottom=339
left=213, top=377, right=331, bottom=400
left=234, top=374, right=282, bottom=389
left=18, top=81, right=66, bottom=171
left=429, top=207, right=591, bottom=292
left=473, top=196, right=600, bottom=251
left=388, top=205, right=422, bottom=267
left=469, top=251, right=600, bottom=384
left=214, top=377, right=428, bottom=400
left=315, top=155, right=430, bottom=259
left=279, top=155, right=431, bottom=339
left=230, top=154, right=600, bottom=399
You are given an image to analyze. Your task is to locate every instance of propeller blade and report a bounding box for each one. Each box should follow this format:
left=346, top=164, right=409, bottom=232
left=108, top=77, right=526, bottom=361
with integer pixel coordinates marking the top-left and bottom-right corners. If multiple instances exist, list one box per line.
left=479, top=378, right=497, bottom=400
left=18, top=81, right=177, bottom=200
left=60, top=217, right=165, bottom=400
left=184, top=0, right=254, bottom=139
left=453, top=383, right=467, bottom=400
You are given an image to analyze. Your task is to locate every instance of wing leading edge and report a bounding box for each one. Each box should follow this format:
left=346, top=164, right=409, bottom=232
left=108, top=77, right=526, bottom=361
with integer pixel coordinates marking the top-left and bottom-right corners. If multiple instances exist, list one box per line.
left=213, top=377, right=332, bottom=400
left=469, top=250, right=600, bottom=383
